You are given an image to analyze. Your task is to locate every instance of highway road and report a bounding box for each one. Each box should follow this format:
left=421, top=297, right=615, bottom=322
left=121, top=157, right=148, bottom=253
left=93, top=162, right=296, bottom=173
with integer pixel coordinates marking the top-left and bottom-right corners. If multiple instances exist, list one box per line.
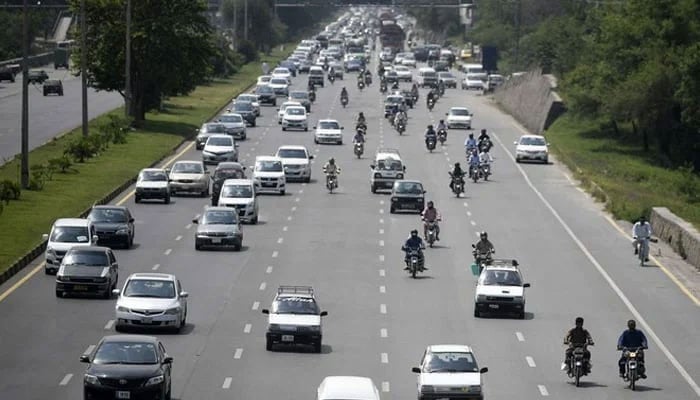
left=0, top=52, right=699, bottom=400
left=0, top=66, right=123, bottom=163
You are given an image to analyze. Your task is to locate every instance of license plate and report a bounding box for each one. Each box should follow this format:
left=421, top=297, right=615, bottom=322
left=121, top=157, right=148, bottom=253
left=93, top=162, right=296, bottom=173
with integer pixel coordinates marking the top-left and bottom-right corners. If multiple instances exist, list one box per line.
left=72, top=285, right=88, bottom=291
left=281, top=335, right=294, bottom=342
left=141, top=317, right=152, bottom=324
left=116, top=391, right=130, bottom=399
left=262, top=183, right=275, bottom=187
left=211, top=238, right=222, bottom=244
left=489, top=304, right=499, bottom=309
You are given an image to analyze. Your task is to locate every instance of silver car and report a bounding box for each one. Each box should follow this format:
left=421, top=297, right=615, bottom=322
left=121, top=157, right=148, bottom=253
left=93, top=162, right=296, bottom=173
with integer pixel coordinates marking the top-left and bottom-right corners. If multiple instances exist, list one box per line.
left=168, top=161, right=209, bottom=197
left=195, top=122, right=227, bottom=150
left=216, top=113, right=247, bottom=140
left=193, top=206, right=243, bottom=251
left=114, top=273, right=188, bottom=333
left=236, top=94, right=261, bottom=116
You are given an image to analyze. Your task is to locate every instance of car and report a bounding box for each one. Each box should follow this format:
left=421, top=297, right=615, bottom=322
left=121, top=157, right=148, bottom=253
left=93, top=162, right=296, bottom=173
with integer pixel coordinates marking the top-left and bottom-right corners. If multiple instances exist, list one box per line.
left=256, top=75, right=272, bottom=86
left=411, top=344, right=488, bottom=400
left=43, top=79, right=63, bottom=96
left=379, top=50, right=394, bottom=62
left=251, top=156, right=286, bottom=195
left=438, top=71, right=458, bottom=88
left=370, top=149, right=405, bottom=193
left=446, top=107, right=473, bottom=129
left=81, top=335, right=173, bottom=399
left=27, top=69, right=49, bottom=84
left=269, top=77, right=290, bottom=97
left=217, top=178, right=258, bottom=223
left=277, top=101, right=303, bottom=124
left=113, top=273, right=188, bottom=332
left=461, top=48, right=473, bottom=59
left=384, top=94, right=405, bottom=118
left=214, top=113, right=246, bottom=140
left=390, top=180, right=426, bottom=214
left=255, top=85, right=277, bottom=106
left=462, top=72, right=487, bottom=90
left=484, top=74, right=504, bottom=92
left=384, top=70, right=399, bottom=84
left=314, top=119, right=344, bottom=145
left=298, top=59, right=312, bottom=73
left=282, top=106, right=308, bottom=131
left=413, top=47, right=429, bottom=62
left=399, top=89, right=415, bottom=108
left=394, top=65, right=413, bottom=82
left=0, top=66, right=16, bottom=82
left=87, top=205, right=135, bottom=249
left=195, top=122, right=227, bottom=150
left=193, top=206, right=243, bottom=250
left=417, top=67, right=439, bottom=88
left=308, top=66, right=325, bottom=87
left=135, top=168, right=171, bottom=204
left=55, top=246, right=119, bottom=298
left=236, top=93, right=261, bottom=116
left=289, top=90, right=311, bottom=112
left=474, top=260, right=531, bottom=318
left=329, top=61, right=344, bottom=79
left=393, top=52, right=407, bottom=65
left=230, top=101, right=257, bottom=127
left=262, top=286, right=328, bottom=352
left=42, top=218, right=98, bottom=275
left=514, top=134, right=549, bottom=163
left=344, top=59, right=364, bottom=72
left=202, top=134, right=238, bottom=164
left=434, top=60, right=450, bottom=72
left=276, top=145, right=313, bottom=183
left=402, top=53, right=417, bottom=68
left=272, top=67, right=293, bottom=83
left=317, top=376, right=380, bottom=400
left=168, top=160, right=209, bottom=197
left=210, top=162, right=247, bottom=206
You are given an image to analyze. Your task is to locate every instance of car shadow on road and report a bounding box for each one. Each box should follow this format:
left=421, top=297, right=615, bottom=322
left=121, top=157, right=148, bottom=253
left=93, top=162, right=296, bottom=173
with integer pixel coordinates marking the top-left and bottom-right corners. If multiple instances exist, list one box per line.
left=268, top=344, right=332, bottom=354
left=409, top=275, right=435, bottom=280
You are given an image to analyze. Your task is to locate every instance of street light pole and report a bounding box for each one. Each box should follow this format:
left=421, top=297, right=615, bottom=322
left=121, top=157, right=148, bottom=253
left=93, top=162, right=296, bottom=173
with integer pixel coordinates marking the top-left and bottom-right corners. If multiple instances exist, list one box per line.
left=80, top=0, right=88, bottom=137
left=20, top=0, right=29, bottom=188
left=243, top=0, right=248, bottom=41
left=125, top=0, right=132, bottom=118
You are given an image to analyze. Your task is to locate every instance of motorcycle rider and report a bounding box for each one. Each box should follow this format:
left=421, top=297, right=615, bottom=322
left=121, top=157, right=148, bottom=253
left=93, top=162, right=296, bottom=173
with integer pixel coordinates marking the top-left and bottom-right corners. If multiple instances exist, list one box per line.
left=426, top=89, right=435, bottom=108
left=468, top=148, right=480, bottom=177
left=561, top=317, right=594, bottom=373
left=357, top=112, right=366, bottom=126
left=478, top=128, right=490, bottom=141
left=437, top=119, right=447, bottom=133
left=632, top=216, right=653, bottom=260
left=465, top=133, right=478, bottom=153
left=425, top=124, right=438, bottom=148
left=353, top=129, right=365, bottom=145
left=402, top=229, right=426, bottom=270
left=340, top=87, right=348, bottom=103
left=479, top=148, right=493, bottom=174
left=478, top=129, right=492, bottom=152
left=474, top=232, right=495, bottom=264
left=449, top=162, right=465, bottom=191
left=421, top=201, right=441, bottom=241
left=618, top=319, right=648, bottom=379
left=322, top=158, right=341, bottom=187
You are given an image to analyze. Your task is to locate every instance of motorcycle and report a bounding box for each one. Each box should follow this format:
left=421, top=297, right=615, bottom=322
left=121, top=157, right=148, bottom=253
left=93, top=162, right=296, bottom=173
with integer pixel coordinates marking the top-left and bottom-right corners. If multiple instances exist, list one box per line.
left=424, top=220, right=440, bottom=248
left=438, top=129, right=447, bottom=145
left=358, top=80, right=365, bottom=91
left=479, top=138, right=493, bottom=152
left=449, top=173, right=464, bottom=197
left=471, top=244, right=494, bottom=274
left=326, top=173, right=338, bottom=193
left=427, top=98, right=435, bottom=111
left=328, top=74, right=335, bottom=84
left=365, top=74, right=372, bottom=85
left=380, top=82, right=388, bottom=93
left=621, top=347, right=644, bottom=390
left=309, top=90, right=316, bottom=103
left=341, top=96, right=348, bottom=108
left=480, top=162, right=491, bottom=181
left=354, top=142, right=364, bottom=159
left=566, top=344, right=593, bottom=387
left=356, top=123, right=367, bottom=135
left=469, top=164, right=480, bottom=182
left=396, top=121, right=406, bottom=135
left=402, top=247, right=425, bottom=278
left=426, top=137, right=437, bottom=152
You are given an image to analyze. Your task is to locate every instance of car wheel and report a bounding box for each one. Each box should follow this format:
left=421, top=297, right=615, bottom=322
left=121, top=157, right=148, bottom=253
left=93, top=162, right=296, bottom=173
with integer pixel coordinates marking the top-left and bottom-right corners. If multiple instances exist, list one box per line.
left=304, top=127, right=308, bottom=132
left=543, top=157, right=549, bottom=164
left=515, top=157, right=521, bottom=163
left=165, top=382, right=172, bottom=400
left=103, top=288, right=111, bottom=299
left=305, top=176, right=311, bottom=183
left=134, top=196, right=141, bottom=203
left=518, top=311, right=525, bottom=320
left=390, top=206, right=395, bottom=214
left=314, top=138, right=319, bottom=144
left=252, top=120, right=256, bottom=127
left=195, top=243, right=201, bottom=251
left=114, top=323, right=124, bottom=332
left=371, top=184, right=376, bottom=194
left=473, top=307, right=480, bottom=318
left=266, top=339, right=273, bottom=351
left=128, top=236, right=134, bottom=249
left=280, top=190, right=285, bottom=196
left=164, top=195, right=171, bottom=204
left=202, top=187, right=209, bottom=197
left=234, top=243, right=242, bottom=251
left=282, top=127, right=286, bottom=131
left=55, top=289, right=63, bottom=298
left=314, top=342, right=322, bottom=353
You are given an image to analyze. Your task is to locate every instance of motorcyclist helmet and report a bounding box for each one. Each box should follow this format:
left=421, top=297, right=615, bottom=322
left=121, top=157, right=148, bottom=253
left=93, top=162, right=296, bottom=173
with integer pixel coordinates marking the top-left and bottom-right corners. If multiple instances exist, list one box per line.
left=480, top=232, right=488, bottom=240
left=427, top=201, right=434, bottom=208
left=439, top=119, right=444, bottom=124
left=627, top=319, right=636, bottom=330
left=410, top=229, right=419, bottom=237
left=328, top=158, right=335, bottom=165
left=575, top=317, right=584, bottom=326
left=481, top=129, right=487, bottom=135
left=454, top=162, right=461, bottom=168
left=359, top=112, right=364, bottom=118
left=427, top=124, right=433, bottom=129
left=639, top=215, right=646, bottom=223
left=469, top=133, right=474, bottom=139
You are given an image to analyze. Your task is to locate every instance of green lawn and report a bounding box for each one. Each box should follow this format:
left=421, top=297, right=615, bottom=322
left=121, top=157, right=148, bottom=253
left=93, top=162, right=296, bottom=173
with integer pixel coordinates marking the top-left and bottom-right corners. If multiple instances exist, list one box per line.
left=546, top=114, right=700, bottom=228
left=0, top=49, right=289, bottom=274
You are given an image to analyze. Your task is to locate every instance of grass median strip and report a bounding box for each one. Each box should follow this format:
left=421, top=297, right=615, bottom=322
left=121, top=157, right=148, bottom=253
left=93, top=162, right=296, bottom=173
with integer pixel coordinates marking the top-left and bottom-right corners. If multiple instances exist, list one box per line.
left=0, top=49, right=288, bottom=275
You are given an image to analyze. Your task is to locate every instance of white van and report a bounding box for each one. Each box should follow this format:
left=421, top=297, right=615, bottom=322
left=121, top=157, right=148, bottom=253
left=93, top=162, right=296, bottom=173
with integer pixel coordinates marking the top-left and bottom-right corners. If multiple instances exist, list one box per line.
left=217, top=179, right=259, bottom=224
left=308, top=66, right=325, bottom=87
left=251, top=156, right=286, bottom=195
left=42, top=218, right=98, bottom=274
left=462, top=63, right=484, bottom=74
left=370, top=148, right=406, bottom=193
left=417, top=67, right=438, bottom=88
left=317, top=376, right=380, bottom=400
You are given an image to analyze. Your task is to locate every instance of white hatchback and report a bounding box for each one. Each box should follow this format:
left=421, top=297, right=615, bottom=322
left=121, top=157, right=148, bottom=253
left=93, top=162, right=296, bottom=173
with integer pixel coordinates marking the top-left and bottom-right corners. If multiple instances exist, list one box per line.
left=278, top=101, right=303, bottom=124
left=514, top=134, right=549, bottom=163
left=271, top=67, right=292, bottom=83
left=394, top=65, right=413, bottom=82
left=217, top=179, right=259, bottom=224
left=251, top=156, right=286, bottom=195
left=317, top=376, right=380, bottom=400
left=202, top=134, right=238, bottom=164
left=412, top=345, right=488, bottom=400
left=276, top=145, right=313, bottom=182
left=446, top=107, right=473, bottom=130
left=281, top=106, right=308, bottom=131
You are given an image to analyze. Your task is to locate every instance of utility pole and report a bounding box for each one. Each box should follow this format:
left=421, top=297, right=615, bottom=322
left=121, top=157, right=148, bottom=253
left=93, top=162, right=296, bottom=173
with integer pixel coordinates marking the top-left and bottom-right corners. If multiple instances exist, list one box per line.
left=232, top=0, right=237, bottom=48
left=20, top=0, right=29, bottom=188
left=125, top=0, right=132, bottom=118
left=243, top=0, right=248, bottom=41
left=80, top=0, right=88, bottom=137
left=514, top=0, right=521, bottom=70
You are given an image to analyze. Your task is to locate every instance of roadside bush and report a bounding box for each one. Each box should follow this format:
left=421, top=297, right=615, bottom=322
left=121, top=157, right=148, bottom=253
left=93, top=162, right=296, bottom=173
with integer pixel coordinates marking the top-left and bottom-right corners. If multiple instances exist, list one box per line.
left=28, top=164, right=50, bottom=191
left=64, top=136, right=95, bottom=162
left=48, top=156, right=73, bottom=173
left=0, top=180, right=21, bottom=201
left=677, top=164, right=700, bottom=203
left=237, top=40, right=258, bottom=64
left=100, top=115, right=131, bottom=144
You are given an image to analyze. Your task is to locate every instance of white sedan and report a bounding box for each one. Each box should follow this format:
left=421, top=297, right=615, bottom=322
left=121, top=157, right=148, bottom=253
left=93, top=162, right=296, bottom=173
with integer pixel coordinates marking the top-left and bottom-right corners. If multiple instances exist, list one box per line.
left=271, top=67, right=292, bottom=84
left=277, top=101, right=303, bottom=124
left=411, top=345, right=488, bottom=400
left=281, top=106, right=308, bottom=131
left=394, top=65, right=413, bottom=82
left=514, top=134, right=549, bottom=163
left=114, top=273, right=188, bottom=333
left=257, top=75, right=272, bottom=86
left=446, top=107, right=473, bottom=129
left=314, top=119, right=344, bottom=145
left=462, top=73, right=487, bottom=90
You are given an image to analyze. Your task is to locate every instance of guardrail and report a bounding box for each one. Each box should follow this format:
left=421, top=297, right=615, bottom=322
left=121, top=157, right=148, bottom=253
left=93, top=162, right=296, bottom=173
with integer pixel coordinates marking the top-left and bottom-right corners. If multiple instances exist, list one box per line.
left=0, top=52, right=54, bottom=73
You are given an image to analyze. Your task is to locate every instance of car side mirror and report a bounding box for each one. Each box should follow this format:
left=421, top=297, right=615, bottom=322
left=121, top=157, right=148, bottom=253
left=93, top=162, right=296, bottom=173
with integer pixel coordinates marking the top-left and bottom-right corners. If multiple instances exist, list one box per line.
left=242, top=166, right=246, bottom=170
left=403, top=166, right=407, bottom=171
left=42, top=233, right=49, bottom=240
left=129, top=218, right=135, bottom=223
left=276, top=108, right=280, bottom=111
left=341, top=127, right=345, bottom=130
left=262, top=309, right=270, bottom=314
left=547, top=142, right=551, bottom=146
left=423, top=190, right=427, bottom=194
left=523, top=283, right=531, bottom=288
left=411, top=367, right=421, bottom=373
left=471, top=244, right=476, bottom=248
left=320, top=311, right=328, bottom=317
left=513, top=141, right=518, bottom=145
left=92, top=235, right=99, bottom=243
left=112, top=289, right=121, bottom=296
left=205, top=170, right=210, bottom=174
left=312, top=126, right=317, bottom=129
left=309, top=155, right=314, bottom=159
left=163, top=356, right=173, bottom=364
left=370, top=165, right=375, bottom=169
left=445, top=113, right=448, bottom=116
left=179, top=291, right=189, bottom=298
left=80, top=355, right=90, bottom=363
left=480, top=367, right=489, bottom=374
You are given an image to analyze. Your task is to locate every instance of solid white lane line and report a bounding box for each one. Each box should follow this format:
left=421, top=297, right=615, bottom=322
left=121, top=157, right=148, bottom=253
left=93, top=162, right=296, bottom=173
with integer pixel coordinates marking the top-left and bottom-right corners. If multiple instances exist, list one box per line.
left=283, top=226, right=288, bottom=231
left=266, top=266, right=273, bottom=274
left=516, top=332, right=525, bottom=342
left=526, top=356, right=536, bottom=367
left=382, top=381, right=390, bottom=392
left=538, top=385, right=549, bottom=396
left=259, top=282, right=266, bottom=291
left=164, top=248, right=172, bottom=255
left=104, top=320, right=115, bottom=330
left=152, top=264, right=160, bottom=271
left=492, top=131, right=700, bottom=397
left=379, top=228, right=384, bottom=234
left=379, top=285, right=386, bottom=293
left=380, top=304, right=387, bottom=314
left=379, top=255, right=385, bottom=262
left=83, top=345, right=95, bottom=355
left=379, top=240, right=385, bottom=247
left=277, top=237, right=284, bottom=244
left=272, top=251, right=278, bottom=258
left=244, top=324, right=252, bottom=333
left=185, top=223, right=192, bottom=229
left=380, top=328, right=388, bottom=338
left=234, top=348, right=243, bottom=359
left=381, top=353, right=389, bottom=363
left=252, top=301, right=260, bottom=310
left=175, top=235, right=182, bottom=241
left=222, top=377, right=233, bottom=389
left=59, top=374, right=73, bottom=386
left=379, top=269, right=386, bottom=277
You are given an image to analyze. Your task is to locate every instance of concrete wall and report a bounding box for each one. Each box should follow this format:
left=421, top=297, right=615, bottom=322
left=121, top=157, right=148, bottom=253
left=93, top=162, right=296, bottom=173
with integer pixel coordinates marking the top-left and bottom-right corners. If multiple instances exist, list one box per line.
left=650, top=207, right=700, bottom=271
left=493, top=68, right=566, bottom=135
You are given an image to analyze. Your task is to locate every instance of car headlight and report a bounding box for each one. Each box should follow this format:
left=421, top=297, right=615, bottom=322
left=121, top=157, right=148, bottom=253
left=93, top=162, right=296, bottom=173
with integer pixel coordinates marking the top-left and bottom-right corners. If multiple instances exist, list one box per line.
left=145, top=375, right=164, bottom=386
left=391, top=197, right=398, bottom=202
left=84, top=374, right=99, bottom=385
left=476, top=294, right=486, bottom=302
left=46, top=247, right=56, bottom=257
left=115, top=228, right=128, bottom=235
left=513, top=296, right=524, bottom=302
left=396, top=173, right=404, bottom=179
left=268, top=323, right=281, bottom=331
left=56, top=274, right=67, bottom=282
left=420, top=385, right=435, bottom=393
left=196, top=233, right=208, bottom=238
left=202, top=151, right=213, bottom=156
left=468, top=385, right=482, bottom=393
left=374, top=173, right=382, bottom=178
left=117, top=306, right=130, bottom=312
left=165, top=307, right=181, bottom=315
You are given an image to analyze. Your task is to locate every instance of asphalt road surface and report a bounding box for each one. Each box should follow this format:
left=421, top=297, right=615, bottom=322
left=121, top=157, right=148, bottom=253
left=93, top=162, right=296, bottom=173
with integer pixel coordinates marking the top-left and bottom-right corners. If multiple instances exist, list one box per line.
left=0, top=66, right=123, bottom=163
left=0, top=55, right=699, bottom=400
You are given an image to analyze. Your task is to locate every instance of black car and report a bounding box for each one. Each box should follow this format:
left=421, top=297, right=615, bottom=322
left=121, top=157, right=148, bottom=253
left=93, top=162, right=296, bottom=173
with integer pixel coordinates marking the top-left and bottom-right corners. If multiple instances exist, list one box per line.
left=81, top=335, right=172, bottom=400
left=211, top=162, right=247, bottom=206
left=0, top=67, right=16, bottom=82
left=255, top=85, right=277, bottom=106
left=231, top=101, right=257, bottom=126
left=43, top=79, right=64, bottom=96
left=413, top=47, right=429, bottom=62
left=87, top=205, right=135, bottom=249
left=390, top=180, right=426, bottom=214
left=27, top=69, right=49, bottom=84
left=399, top=89, right=415, bottom=108
left=434, top=61, right=450, bottom=72
left=55, top=246, right=119, bottom=298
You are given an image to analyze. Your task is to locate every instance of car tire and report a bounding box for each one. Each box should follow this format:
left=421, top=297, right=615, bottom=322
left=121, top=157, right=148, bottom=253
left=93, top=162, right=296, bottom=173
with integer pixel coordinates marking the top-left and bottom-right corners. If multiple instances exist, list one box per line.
left=543, top=157, right=549, bottom=164
left=103, top=288, right=111, bottom=299
left=304, top=127, right=308, bottom=132
left=128, top=236, right=134, bottom=249
left=515, top=157, right=521, bottom=163
left=55, top=289, right=63, bottom=298
left=371, top=184, right=376, bottom=194
left=282, top=127, right=286, bottom=131
left=234, top=243, right=242, bottom=251
left=266, top=339, right=273, bottom=351
left=390, top=206, right=395, bottom=214
left=305, top=176, right=311, bottom=183
left=134, top=195, right=141, bottom=203
left=280, top=190, right=285, bottom=196
left=314, top=138, right=319, bottom=144
left=195, top=243, right=201, bottom=251
left=165, top=382, right=172, bottom=400
left=114, top=323, right=124, bottom=332
left=314, top=342, right=322, bottom=353
left=251, top=215, right=258, bottom=224
left=252, top=120, right=256, bottom=127
left=164, top=195, right=171, bottom=204
left=473, top=307, right=480, bottom=318
left=518, top=311, right=525, bottom=320
left=202, top=187, right=209, bottom=197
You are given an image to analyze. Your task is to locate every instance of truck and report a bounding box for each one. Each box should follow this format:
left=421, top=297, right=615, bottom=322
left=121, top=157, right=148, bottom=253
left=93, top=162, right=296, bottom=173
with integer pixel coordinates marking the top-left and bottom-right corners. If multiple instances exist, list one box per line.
left=378, top=11, right=405, bottom=52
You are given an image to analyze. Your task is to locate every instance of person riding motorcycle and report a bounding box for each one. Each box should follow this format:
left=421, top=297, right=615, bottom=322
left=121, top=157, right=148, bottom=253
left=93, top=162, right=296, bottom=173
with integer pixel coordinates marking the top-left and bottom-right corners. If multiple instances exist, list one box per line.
left=437, top=120, right=447, bottom=133
left=479, top=148, right=493, bottom=173
left=468, top=149, right=480, bottom=177
left=402, top=230, right=426, bottom=270
left=426, top=89, right=436, bottom=107
left=474, top=232, right=495, bottom=263
left=357, top=112, right=366, bottom=125
left=561, top=317, right=594, bottom=373
left=465, top=133, right=478, bottom=153
left=425, top=125, right=438, bottom=148
left=394, top=110, right=407, bottom=129
left=437, top=79, right=446, bottom=96
left=322, top=158, right=341, bottom=187
left=340, top=87, right=348, bottom=103
left=617, top=319, right=648, bottom=379
left=421, top=201, right=441, bottom=241
left=353, top=130, right=365, bottom=144
left=391, top=80, right=400, bottom=90
left=632, top=216, right=652, bottom=260
left=449, top=162, right=465, bottom=191
left=478, top=129, right=492, bottom=152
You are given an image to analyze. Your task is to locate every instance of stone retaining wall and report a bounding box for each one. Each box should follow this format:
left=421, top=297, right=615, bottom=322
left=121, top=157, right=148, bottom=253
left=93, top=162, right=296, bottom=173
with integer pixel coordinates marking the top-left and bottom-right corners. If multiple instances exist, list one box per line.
left=650, top=207, right=700, bottom=271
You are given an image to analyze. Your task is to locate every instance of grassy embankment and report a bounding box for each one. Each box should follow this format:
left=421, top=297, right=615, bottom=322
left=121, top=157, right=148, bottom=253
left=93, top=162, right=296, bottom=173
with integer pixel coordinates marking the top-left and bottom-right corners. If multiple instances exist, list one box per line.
left=0, top=48, right=289, bottom=274
left=546, top=114, right=700, bottom=229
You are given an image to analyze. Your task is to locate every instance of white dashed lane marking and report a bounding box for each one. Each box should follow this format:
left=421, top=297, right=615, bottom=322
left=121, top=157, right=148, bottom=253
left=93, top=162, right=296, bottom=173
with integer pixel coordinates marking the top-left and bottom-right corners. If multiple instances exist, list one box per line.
left=185, top=223, right=192, bottom=229
left=379, top=269, right=386, bottom=277
left=380, top=328, right=388, bottom=338
left=381, top=353, right=389, bottom=364
left=379, top=228, right=384, bottom=234
left=283, top=226, right=288, bottom=231
left=291, top=206, right=297, bottom=212
left=379, top=255, right=385, bottom=262
left=379, top=240, right=385, bottom=247
left=259, top=282, right=267, bottom=291
left=59, top=374, right=73, bottom=386
left=272, top=251, right=279, bottom=258
left=104, top=320, right=115, bottom=330
left=222, top=377, right=233, bottom=389
left=164, top=248, right=172, bottom=255
left=234, top=348, right=243, bottom=359
left=466, top=211, right=472, bottom=217
left=252, top=301, right=260, bottom=310
left=277, top=237, right=284, bottom=244
left=538, top=385, right=549, bottom=396
left=379, top=285, right=386, bottom=293
left=175, top=235, right=182, bottom=241
left=380, top=304, right=387, bottom=314
left=382, top=382, right=390, bottom=392
left=516, top=332, right=525, bottom=342
left=244, top=324, right=252, bottom=333
left=266, top=266, right=273, bottom=274
left=470, top=221, right=476, bottom=226
left=379, top=209, right=384, bottom=214
left=287, top=216, right=293, bottom=221
left=526, top=356, right=536, bottom=367
left=152, top=264, right=160, bottom=271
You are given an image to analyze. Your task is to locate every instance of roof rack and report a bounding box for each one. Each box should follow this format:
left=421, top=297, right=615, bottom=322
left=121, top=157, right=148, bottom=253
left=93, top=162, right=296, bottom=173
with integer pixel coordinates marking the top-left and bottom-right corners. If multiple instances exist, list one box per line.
left=485, top=259, right=520, bottom=268
left=277, top=285, right=314, bottom=295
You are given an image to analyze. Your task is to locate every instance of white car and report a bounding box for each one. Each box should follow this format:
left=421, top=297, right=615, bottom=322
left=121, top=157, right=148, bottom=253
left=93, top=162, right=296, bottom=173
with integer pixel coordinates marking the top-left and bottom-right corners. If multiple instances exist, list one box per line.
left=277, top=101, right=302, bottom=123
left=317, top=376, right=380, bottom=400
left=256, top=75, right=272, bottom=86
left=113, top=273, right=189, bottom=333
left=393, top=52, right=407, bottom=64
left=276, top=145, right=313, bottom=182
left=514, top=134, right=549, bottom=163
left=216, top=179, right=259, bottom=224
left=462, top=72, right=487, bottom=90
left=135, top=168, right=171, bottom=204
left=251, top=156, right=286, bottom=195
left=282, top=106, right=308, bottom=131
left=314, top=119, right=344, bottom=145
left=202, top=134, right=238, bottom=164
left=268, top=77, right=290, bottom=97
left=446, top=107, right=473, bottom=129
left=262, top=285, right=328, bottom=352
left=401, top=53, right=417, bottom=67
left=42, top=218, right=98, bottom=274
left=394, top=65, right=413, bottom=82
left=271, top=67, right=292, bottom=83
left=412, top=345, right=488, bottom=400
left=236, top=94, right=260, bottom=116
left=438, top=71, right=458, bottom=88
left=474, top=261, right=531, bottom=318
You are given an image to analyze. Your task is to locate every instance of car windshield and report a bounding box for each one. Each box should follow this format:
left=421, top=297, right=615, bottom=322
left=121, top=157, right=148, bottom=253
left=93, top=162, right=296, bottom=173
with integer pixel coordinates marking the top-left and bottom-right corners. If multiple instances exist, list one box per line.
left=439, top=73, right=455, bottom=79
left=480, top=269, right=523, bottom=286
left=123, top=279, right=176, bottom=298
left=221, top=184, right=253, bottom=199
left=450, top=109, right=470, bottom=116
left=214, top=169, right=244, bottom=180
left=256, top=161, right=283, bottom=172
left=259, top=76, right=271, bottom=82
left=89, top=208, right=128, bottom=223
left=271, top=296, right=320, bottom=314
left=140, top=170, right=167, bottom=182
left=238, top=95, right=255, bottom=102
left=395, top=182, right=423, bottom=194
left=424, top=352, right=479, bottom=373
left=520, top=137, right=546, bottom=146
left=256, top=86, right=273, bottom=94
left=50, top=226, right=90, bottom=243
left=92, top=342, right=158, bottom=365
left=273, top=69, right=288, bottom=74
left=286, top=108, right=305, bottom=116
left=278, top=149, right=307, bottom=158
left=62, top=251, right=108, bottom=266
left=202, top=209, right=238, bottom=224
left=319, top=121, right=340, bottom=130
left=423, top=72, right=437, bottom=78
left=207, top=137, right=233, bottom=147
left=291, top=92, right=307, bottom=99
left=377, top=159, right=402, bottom=171
left=234, top=103, right=252, bottom=111
left=205, top=124, right=226, bottom=133
left=219, top=115, right=242, bottom=123
left=271, top=78, right=287, bottom=85
left=172, top=163, right=203, bottom=174
left=387, top=97, right=403, bottom=104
